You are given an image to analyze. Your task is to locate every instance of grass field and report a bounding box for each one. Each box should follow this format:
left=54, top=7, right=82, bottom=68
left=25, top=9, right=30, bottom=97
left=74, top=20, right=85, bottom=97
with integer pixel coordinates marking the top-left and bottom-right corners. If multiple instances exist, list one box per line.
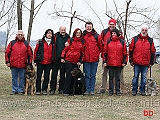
left=0, top=51, right=160, bottom=120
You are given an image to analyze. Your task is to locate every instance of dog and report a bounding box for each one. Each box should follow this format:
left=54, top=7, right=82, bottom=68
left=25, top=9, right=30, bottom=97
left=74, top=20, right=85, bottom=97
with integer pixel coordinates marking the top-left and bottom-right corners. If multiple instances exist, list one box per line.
left=145, top=78, right=157, bottom=96
left=71, top=68, right=85, bottom=95
left=25, top=64, right=36, bottom=95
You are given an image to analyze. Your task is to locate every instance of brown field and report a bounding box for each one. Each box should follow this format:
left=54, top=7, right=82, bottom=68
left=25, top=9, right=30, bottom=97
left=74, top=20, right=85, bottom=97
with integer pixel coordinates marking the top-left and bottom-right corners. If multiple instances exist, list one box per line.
left=0, top=51, right=160, bottom=120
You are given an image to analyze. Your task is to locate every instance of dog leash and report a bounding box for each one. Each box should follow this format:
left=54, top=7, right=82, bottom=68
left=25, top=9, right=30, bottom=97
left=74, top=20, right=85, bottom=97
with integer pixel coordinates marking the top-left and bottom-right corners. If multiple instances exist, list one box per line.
left=150, top=66, right=151, bottom=78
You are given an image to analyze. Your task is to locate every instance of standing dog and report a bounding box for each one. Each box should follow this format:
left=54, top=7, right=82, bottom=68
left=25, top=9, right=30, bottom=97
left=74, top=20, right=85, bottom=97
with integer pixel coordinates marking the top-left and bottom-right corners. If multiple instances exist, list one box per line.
left=25, top=64, right=36, bottom=95
left=145, top=78, right=157, bottom=96
left=71, top=68, right=85, bottom=95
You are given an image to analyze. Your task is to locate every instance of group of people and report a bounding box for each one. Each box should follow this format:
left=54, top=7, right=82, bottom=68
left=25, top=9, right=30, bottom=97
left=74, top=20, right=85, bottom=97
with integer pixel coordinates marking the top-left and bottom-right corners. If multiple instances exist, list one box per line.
left=5, top=18, right=156, bottom=96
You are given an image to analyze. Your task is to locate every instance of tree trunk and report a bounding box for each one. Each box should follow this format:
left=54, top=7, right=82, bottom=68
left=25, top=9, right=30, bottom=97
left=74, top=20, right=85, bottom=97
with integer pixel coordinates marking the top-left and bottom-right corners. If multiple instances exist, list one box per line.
left=17, top=0, right=22, bottom=30
left=27, top=0, right=34, bottom=42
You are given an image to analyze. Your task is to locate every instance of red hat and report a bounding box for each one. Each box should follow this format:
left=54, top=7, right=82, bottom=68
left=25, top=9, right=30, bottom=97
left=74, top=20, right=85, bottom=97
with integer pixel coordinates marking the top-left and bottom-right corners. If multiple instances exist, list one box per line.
left=108, top=19, right=116, bottom=25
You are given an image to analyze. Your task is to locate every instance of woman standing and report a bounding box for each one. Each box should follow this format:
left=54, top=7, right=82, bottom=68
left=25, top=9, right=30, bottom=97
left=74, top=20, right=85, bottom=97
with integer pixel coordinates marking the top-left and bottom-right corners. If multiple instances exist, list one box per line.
left=102, top=28, right=128, bottom=96
left=34, top=29, right=54, bottom=95
left=61, top=28, right=83, bottom=96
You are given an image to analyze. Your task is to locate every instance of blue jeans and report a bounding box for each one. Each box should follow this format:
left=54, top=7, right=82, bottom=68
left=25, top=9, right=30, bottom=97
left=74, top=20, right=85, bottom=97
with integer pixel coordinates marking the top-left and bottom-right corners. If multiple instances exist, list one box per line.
left=11, top=68, right=25, bottom=93
left=132, top=64, right=148, bottom=93
left=83, top=62, right=98, bottom=92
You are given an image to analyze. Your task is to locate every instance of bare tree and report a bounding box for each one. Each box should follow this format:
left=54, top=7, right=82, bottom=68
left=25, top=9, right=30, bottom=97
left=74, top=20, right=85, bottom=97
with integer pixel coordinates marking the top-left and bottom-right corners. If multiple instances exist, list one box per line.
left=0, top=0, right=16, bottom=27
left=0, top=0, right=17, bottom=49
left=17, top=0, right=47, bottom=42
left=105, top=0, right=158, bottom=45
left=49, top=0, right=91, bottom=35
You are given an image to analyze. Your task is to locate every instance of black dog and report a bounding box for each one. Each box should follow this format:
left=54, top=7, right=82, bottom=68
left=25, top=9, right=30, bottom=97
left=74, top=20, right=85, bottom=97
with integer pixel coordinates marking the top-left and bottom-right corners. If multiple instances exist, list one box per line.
left=71, top=68, right=85, bottom=95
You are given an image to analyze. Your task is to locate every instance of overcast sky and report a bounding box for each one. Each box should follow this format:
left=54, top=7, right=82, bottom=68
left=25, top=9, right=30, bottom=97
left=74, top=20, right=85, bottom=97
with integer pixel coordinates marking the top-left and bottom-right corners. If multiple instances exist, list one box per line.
left=1, top=0, right=160, bottom=45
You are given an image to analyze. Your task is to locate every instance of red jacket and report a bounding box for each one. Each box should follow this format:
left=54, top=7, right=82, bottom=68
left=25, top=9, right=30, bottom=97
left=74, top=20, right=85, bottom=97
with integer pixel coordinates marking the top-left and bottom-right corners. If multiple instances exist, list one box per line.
left=129, top=34, right=156, bottom=66
left=82, top=29, right=103, bottom=62
left=103, top=36, right=128, bottom=67
left=101, top=28, right=111, bottom=43
left=61, top=37, right=83, bottom=64
left=34, top=40, right=53, bottom=64
left=5, top=37, right=33, bottom=68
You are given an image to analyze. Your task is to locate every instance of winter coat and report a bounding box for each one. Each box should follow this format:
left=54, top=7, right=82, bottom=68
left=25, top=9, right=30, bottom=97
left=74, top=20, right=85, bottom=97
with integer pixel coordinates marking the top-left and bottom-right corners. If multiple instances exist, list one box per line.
left=53, top=32, right=70, bottom=60
left=34, top=39, right=53, bottom=65
left=82, top=29, right=103, bottom=62
left=129, top=34, right=156, bottom=66
left=61, top=37, right=83, bottom=64
left=103, top=36, right=128, bottom=67
left=5, top=37, right=33, bottom=68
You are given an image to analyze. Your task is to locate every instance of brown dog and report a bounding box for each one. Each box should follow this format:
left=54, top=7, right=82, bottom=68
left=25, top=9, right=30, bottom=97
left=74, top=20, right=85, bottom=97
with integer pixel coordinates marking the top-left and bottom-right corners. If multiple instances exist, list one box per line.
left=25, top=64, right=36, bottom=95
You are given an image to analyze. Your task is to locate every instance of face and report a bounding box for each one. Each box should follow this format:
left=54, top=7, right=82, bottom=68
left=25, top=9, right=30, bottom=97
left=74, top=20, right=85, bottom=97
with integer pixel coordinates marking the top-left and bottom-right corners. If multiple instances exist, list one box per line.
left=111, top=32, right=117, bottom=38
left=46, top=31, right=52, bottom=39
left=59, top=27, right=66, bottom=36
left=108, top=22, right=116, bottom=30
left=76, top=30, right=82, bottom=38
left=16, top=31, right=24, bottom=40
left=85, top=24, right=93, bottom=32
left=141, top=28, right=148, bottom=36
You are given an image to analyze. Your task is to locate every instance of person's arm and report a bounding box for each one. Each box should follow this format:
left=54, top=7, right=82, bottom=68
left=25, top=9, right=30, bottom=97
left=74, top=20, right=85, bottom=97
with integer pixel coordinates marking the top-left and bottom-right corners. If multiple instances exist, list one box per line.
left=150, top=41, right=156, bottom=65
left=122, top=42, right=128, bottom=66
left=129, top=38, right=134, bottom=66
left=27, top=43, right=33, bottom=64
left=5, top=42, right=12, bottom=67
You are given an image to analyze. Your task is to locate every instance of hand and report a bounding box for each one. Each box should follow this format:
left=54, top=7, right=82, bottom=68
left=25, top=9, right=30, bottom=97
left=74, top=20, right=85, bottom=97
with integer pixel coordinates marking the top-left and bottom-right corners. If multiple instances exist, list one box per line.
left=6, top=63, right=10, bottom=67
left=65, top=42, right=70, bottom=47
left=61, top=59, right=65, bottom=63
left=34, top=63, right=37, bottom=66
left=130, top=62, right=134, bottom=66
left=77, top=62, right=81, bottom=66
left=103, top=63, right=107, bottom=67
left=122, top=64, right=126, bottom=67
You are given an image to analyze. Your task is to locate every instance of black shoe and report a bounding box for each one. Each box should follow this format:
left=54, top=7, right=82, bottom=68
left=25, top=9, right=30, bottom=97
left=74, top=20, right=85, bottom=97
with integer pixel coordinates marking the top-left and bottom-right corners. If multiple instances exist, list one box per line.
left=90, top=92, right=95, bottom=96
left=132, top=92, right=137, bottom=96
left=84, top=91, right=89, bottom=96
left=140, top=92, right=146, bottom=96
left=42, top=90, right=47, bottom=95
left=35, top=92, right=41, bottom=95
left=59, top=90, right=63, bottom=94
left=108, top=92, right=113, bottom=96
left=63, top=94, right=69, bottom=96
left=50, top=90, right=55, bottom=95
left=18, top=92, right=23, bottom=95
left=97, top=89, right=106, bottom=94
left=116, top=92, right=122, bottom=96
left=10, top=92, right=16, bottom=95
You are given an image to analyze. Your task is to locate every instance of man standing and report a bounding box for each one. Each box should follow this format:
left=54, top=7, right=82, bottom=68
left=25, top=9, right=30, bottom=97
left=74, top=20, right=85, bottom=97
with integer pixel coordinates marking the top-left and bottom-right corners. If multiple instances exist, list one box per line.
left=129, top=25, right=156, bottom=96
left=97, top=18, right=117, bottom=94
left=82, top=22, right=103, bottom=95
left=5, top=30, right=33, bottom=95
left=50, top=26, right=70, bottom=95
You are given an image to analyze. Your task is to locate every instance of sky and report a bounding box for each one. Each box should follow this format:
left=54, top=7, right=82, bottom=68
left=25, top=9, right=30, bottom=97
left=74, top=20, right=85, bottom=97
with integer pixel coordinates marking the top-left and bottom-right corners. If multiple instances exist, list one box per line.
left=1, top=0, right=160, bottom=45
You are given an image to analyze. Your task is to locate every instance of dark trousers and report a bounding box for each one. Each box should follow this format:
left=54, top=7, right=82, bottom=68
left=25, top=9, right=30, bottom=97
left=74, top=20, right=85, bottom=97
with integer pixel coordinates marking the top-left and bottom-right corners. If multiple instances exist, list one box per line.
left=50, top=58, right=65, bottom=91
left=63, top=62, right=78, bottom=94
left=108, top=66, right=122, bottom=93
left=36, top=63, right=51, bottom=92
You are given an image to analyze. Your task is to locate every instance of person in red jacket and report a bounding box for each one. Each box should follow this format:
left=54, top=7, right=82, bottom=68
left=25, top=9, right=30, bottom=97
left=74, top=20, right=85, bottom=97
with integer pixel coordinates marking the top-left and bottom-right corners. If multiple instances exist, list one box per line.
left=61, top=28, right=83, bottom=96
left=5, top=30, right=33, bottom=95
left=103, top=28, right=127, bottom=96
left=82, top=22, right=103, bottom=95
left=34, top=29, right=54, bottom=95
left=129, top=25, right=156, bottom=96
left=97, top=18, right=117, bottom=94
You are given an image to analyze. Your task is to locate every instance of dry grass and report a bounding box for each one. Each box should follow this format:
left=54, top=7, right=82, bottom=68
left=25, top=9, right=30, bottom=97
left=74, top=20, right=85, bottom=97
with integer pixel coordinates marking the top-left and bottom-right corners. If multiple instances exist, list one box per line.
left=0, top=51, right=160, bottom=120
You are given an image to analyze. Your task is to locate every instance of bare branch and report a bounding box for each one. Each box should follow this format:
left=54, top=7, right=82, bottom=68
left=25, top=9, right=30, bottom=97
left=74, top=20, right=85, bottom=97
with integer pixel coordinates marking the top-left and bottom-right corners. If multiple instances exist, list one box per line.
left=84, top=0, right=104, bottom=28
